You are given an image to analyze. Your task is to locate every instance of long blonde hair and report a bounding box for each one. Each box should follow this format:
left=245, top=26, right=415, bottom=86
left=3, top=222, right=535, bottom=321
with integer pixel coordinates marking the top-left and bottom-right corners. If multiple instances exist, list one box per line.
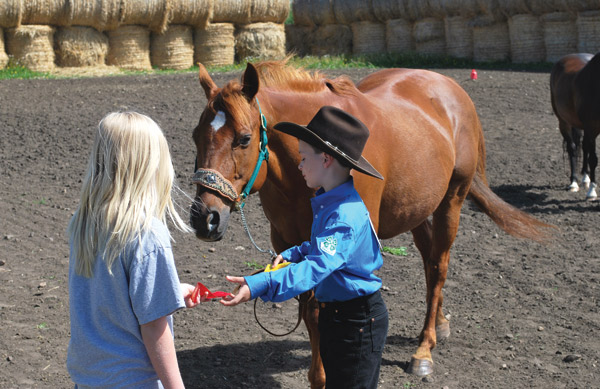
left=68, top=111, right=191, bottom=277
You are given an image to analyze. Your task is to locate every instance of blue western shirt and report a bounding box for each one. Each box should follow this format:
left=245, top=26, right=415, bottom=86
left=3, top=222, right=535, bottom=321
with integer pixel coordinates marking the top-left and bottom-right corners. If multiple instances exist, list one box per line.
left=245, top=177, right=383, bottom=303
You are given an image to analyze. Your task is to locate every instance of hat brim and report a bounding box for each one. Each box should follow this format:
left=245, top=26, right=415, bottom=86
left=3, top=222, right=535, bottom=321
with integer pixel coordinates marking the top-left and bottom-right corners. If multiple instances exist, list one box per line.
left=274, top=121, right=384, bottom=180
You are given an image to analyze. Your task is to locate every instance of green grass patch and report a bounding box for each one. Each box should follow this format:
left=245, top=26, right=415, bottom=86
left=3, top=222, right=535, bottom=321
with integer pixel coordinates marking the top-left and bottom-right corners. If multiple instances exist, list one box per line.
left=382, top=246, right=408, bottom=256
left=244, top=261, right=264, bottom=270
left=0, top=61, right=50, bottom=80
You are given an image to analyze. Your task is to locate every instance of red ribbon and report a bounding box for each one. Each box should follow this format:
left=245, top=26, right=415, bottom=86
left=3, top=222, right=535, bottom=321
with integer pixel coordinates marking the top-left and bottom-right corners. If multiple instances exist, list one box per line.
left=191, top=282, right=230, bottom=302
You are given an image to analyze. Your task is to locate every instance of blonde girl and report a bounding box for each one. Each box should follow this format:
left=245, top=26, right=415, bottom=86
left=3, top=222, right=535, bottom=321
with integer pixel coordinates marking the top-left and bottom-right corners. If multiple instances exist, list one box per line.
left=67, top=112, right=201, bottom=388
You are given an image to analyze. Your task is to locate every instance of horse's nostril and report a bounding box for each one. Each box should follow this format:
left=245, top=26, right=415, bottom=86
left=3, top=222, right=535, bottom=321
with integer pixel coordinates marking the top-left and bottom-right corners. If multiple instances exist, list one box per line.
left=207, top=210, right=220, bottom=231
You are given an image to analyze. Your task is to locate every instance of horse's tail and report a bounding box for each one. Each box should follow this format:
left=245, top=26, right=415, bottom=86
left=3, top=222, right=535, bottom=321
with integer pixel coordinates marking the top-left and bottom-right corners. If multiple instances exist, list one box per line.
left=468, top=133, right=557, bottom=243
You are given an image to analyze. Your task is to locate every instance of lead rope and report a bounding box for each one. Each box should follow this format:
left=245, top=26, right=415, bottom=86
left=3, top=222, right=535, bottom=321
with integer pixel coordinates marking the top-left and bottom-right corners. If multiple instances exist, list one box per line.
left=239, top=204, right=277, bottom=259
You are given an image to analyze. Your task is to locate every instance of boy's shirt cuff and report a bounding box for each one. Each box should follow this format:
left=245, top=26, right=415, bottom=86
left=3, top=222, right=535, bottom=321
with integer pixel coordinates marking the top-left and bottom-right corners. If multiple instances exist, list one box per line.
left=245, top=272, right=270, bottom=300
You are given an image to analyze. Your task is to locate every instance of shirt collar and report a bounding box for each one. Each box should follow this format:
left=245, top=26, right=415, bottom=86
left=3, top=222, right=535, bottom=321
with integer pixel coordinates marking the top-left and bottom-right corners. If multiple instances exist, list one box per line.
left=311, top=177, right=354, bottom=208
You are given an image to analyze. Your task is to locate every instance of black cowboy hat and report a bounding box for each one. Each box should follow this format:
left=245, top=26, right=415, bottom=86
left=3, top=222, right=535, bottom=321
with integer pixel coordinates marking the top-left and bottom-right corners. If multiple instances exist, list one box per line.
left=274, top=106, right=384, bottom=180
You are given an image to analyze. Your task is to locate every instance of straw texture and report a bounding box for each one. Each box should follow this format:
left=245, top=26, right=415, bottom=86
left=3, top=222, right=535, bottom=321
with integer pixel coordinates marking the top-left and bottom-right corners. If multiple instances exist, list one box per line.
left=119, top=0, right=171, bottom=33
left=351, top=21, right=385, bottom=55
left=107, top=25, right=151, bottom=70
left=473, top=22, right=510, bottom=61
left=5, top=25, right=55, bottom=71
left=333, top=0, right=376, bottom=24
left=150, top=24, right=193, bottom=70
left=194, top=23, right=235, bottom=67
left=285, top=24, right=312, bottom=56
left=55, top=26, right=108, bottom=66
left=0, top=0, right=23, bottom=28
left=542, top=12, right=576, bottom=62
left=413, top=17, right=445, bottom=56
left=250, top=0, right=290, bottom=23
left=576, top=10, right=600, bottom=53
left=445, top=15, right=472, bottom=58
left=386, top=18, right=414, bottom=53
left=235, top=22, right=286, bottom=61
left=529, top=0, right=570, bottom=15
left=212, top=0, right=251, bottom=24
left=21, top=0, right=72, bottom=26
left=169, top=0, right=213, bottom=28
left=372, top=0, right=405, bottom=22
left=509, top=14, right=544, bottom=63
left=71, top=0, right=121, bottom=32
left=293, top=0, right=336, bottom=26
left=309, top=24, right=352, bottom=56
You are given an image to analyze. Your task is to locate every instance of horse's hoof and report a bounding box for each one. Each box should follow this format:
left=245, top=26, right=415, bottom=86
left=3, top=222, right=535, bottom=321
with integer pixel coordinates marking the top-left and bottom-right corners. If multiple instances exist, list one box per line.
left=582, top=174, right=591, bottom=189
left=436, top=322, right=450, bottom=341
left=407, top=357, right=434, bottom=376
left=586, top=183, right=597, bottom=200
left=568, top=181, right=579, bottom=192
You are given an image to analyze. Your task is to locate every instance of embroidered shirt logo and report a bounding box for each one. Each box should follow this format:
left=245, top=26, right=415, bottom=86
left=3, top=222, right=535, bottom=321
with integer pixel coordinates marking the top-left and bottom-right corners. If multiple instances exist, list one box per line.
left=320, top=236, right=337, bottom=255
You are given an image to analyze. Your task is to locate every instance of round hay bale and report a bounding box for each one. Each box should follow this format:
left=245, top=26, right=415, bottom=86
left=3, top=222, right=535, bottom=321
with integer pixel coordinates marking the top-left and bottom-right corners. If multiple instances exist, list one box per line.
left=373, top=0, right=406, bottom=22
left=576, top=10, right=600, bottom=53
left=71, top=0, right=121, bottom=32
left=250, top=0, right=289, bottom=23
left=351, top=21, right=385, bottom=55
left=445, top=15, right=472, bottom=58
left=541, top=12, right=576, bottom=62
left=309, top=24, right=352, bottom=56
left=413, top=16, right=446, bottom=55
left=235, top=22, right=286, bottom=61
left=405, top=0, right=433, bottom=21
left=508, top=14, right=544, bottom=63
left=441, top=0, right=479, bottom=17
left=55, top=26, right=108, bottom=67
left=293, top=0, right=336, bottom=26
left=212, top=0, right=251, bottom=24
left=386, top=18, right=414, bottom=53
left=473, top=21, right=509, bottom=62
left=333, top=0, right=376, bottom=24
left=565, top=0, right=599, bottom=12
left=106, top=25, right=151, bottom=70
left=169, top=0, right=213, bottom=28
left=0, top=28, right=8, bottom=69
left=22, top=0, right=72, bottom=27
left=285, top=24, right=312, bottom=56
left=0, top=0, right=23, bottom=28
left=528, top=0, right=570, bottom=15
left=428, top=0, right=448, bottom=18
left=5, top=25, right=55, bottom=71
left=150, top=24, right=193, bottom=70
left=119, top=0, right=171, bottom=33
left=475, top=0, right=505, bottom=22
left=194, top=23, right=235, bottom=67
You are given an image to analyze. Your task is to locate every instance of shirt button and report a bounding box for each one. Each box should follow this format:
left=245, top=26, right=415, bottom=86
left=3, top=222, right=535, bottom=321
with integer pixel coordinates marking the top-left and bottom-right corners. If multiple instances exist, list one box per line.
left=320, top=303, right=326, bottom=309
left=320, top=205, right=323, bottom=208
left=359, top=328, right=363, bottom=333
left=335, top=309, right=338, bottom=313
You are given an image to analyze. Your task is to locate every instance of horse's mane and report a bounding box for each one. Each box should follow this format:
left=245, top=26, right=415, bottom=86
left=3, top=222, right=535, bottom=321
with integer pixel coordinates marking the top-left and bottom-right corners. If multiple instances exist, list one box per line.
left=253, top=58, right=359, bottom=96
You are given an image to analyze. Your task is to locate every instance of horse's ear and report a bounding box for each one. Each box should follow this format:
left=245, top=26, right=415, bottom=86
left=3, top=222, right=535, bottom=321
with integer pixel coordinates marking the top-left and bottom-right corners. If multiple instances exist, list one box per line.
left=198, top=63, right=218, bottom=100
left=241, top=63, right=260, bottom=101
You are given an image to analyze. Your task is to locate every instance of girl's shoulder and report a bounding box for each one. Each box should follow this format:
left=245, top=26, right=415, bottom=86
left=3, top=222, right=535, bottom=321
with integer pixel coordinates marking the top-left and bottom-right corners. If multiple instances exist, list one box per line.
left=130, top=218, right=172, bottom=258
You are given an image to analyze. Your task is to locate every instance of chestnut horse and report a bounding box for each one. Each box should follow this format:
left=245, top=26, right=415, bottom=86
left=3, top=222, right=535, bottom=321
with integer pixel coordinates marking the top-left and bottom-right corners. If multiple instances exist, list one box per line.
left=550, top=52, right=600, bottom=200
left=190, top=60, right=553, bottom=386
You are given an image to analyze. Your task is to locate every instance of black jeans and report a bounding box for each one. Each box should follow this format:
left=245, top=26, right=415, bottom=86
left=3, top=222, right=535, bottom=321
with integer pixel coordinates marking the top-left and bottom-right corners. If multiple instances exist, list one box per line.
left=318, top=290, right=388, bottom=389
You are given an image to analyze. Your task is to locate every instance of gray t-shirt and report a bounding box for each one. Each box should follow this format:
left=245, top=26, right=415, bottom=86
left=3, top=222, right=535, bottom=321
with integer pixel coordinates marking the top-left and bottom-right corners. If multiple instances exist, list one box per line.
left=67, top=218, right=185, bottom=388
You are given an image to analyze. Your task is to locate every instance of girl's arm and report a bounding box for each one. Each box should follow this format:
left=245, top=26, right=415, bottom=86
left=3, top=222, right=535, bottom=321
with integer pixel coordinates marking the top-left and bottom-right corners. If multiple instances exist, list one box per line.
left=141, top=316, right=185, bottom=389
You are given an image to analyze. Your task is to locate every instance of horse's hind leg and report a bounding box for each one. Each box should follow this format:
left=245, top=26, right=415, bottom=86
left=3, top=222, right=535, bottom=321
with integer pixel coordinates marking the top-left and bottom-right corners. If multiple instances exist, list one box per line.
left=583, top=129, right=598, bottom=200
left=560, top=121, right=582, bottom=191
left=572, top=128, right=590, bottom=188
left=407, top=178, right=470, bottom=377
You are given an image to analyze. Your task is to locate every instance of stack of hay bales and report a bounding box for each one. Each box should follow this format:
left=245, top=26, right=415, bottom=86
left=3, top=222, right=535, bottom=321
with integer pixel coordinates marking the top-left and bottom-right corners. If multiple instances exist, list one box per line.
left=169, top=0, right=213, bottom=29
left=471, top=0, right=510, bottom=62
left=70, top=0, right=121, bottom=32
left=235, top=22, right=286, bottom=60
left=407, top=0, right=445, bottom=56
left=119, top=0, right=171, bottom=33
left=0, top=0, right=23, bottom=29
left=332, top=0, right=384, bottom=55
left=5, top=25, right=55, bottom=71
left=194, top=23, right=235, bottom=67
left=372, top=0, right=413, bottom=54
left=55, top=26, right=108, bottom=67
left=107, top=25, right=151, bottom=70
left=291, top=0, right=350, bottom=56
left=212, top=0, right=252, bottom=24
left=250, top=0, right=290, bottom=23
left=308, top=24, right=352, bottom=56
left=541, top=12, right=577, bottom=63
left=151, top=24, right=194, bottom=69
left=571, top=0, right=600, bottom=54
left=501, top=0, right=545, bottom=63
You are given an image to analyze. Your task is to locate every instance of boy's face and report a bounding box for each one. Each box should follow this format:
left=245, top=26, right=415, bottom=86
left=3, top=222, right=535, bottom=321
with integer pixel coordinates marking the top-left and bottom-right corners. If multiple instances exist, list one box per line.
left=298, top=140, right=326, bottom=189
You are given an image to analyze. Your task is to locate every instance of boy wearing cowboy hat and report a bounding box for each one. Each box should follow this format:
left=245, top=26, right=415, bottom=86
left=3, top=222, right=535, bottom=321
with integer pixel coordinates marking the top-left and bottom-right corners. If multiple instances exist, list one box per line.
left=222, top=106, right=388, bottom=389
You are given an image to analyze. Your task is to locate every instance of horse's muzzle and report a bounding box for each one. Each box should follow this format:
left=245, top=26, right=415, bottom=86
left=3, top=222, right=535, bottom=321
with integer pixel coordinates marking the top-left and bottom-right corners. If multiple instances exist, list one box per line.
left=190, top=199, right=230, bottom=241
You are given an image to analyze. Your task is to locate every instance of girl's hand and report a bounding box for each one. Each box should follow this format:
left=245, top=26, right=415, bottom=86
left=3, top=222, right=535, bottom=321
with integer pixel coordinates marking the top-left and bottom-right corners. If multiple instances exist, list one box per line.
left=181, top=282, right=210, bottom=307
left=220, top=276, right=251, bottom=307
left=272, top=254, right=287, bottom=267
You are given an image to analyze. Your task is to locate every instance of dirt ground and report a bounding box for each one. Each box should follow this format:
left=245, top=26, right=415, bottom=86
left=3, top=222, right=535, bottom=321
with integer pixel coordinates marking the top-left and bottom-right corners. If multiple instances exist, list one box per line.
left=1, top=65, right=599, bottom=389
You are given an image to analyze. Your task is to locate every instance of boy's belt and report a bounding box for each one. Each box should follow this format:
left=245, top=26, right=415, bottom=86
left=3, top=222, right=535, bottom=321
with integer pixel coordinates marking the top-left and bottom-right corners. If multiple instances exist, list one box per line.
left=319, top=290, right=381, bottom=311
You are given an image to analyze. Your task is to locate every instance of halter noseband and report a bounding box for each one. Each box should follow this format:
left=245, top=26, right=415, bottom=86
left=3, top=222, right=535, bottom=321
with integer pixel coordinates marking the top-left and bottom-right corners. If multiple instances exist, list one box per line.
left=192, top=98, right=269, bottom=209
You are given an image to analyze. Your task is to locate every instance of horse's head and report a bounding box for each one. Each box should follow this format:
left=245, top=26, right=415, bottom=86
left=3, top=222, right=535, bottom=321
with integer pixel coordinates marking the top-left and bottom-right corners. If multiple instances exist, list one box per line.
left=190, top=63, right=268, bottom=241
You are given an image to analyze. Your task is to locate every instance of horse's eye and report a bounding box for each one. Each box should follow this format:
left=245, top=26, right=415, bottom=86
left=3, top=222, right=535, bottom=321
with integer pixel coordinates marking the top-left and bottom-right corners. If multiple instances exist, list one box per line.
left=239, top=135, right=251, bottom=147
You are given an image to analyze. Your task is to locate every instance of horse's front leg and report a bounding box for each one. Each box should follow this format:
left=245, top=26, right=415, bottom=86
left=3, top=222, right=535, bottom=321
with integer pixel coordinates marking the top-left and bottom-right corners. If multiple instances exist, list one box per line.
left=561, top=122, right=582, bottom=191
left=300, top=292, right=326, bottom=388
left=583, top=129, right=598, bottom=200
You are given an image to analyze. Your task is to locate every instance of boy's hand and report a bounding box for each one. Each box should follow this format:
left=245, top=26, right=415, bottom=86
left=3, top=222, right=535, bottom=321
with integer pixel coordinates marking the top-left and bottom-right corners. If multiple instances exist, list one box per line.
left=220, top=276, right=251, bottom=306
left=272, top=254, right=287, bottom=267
left=181, top=282, right=210, bottom=307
